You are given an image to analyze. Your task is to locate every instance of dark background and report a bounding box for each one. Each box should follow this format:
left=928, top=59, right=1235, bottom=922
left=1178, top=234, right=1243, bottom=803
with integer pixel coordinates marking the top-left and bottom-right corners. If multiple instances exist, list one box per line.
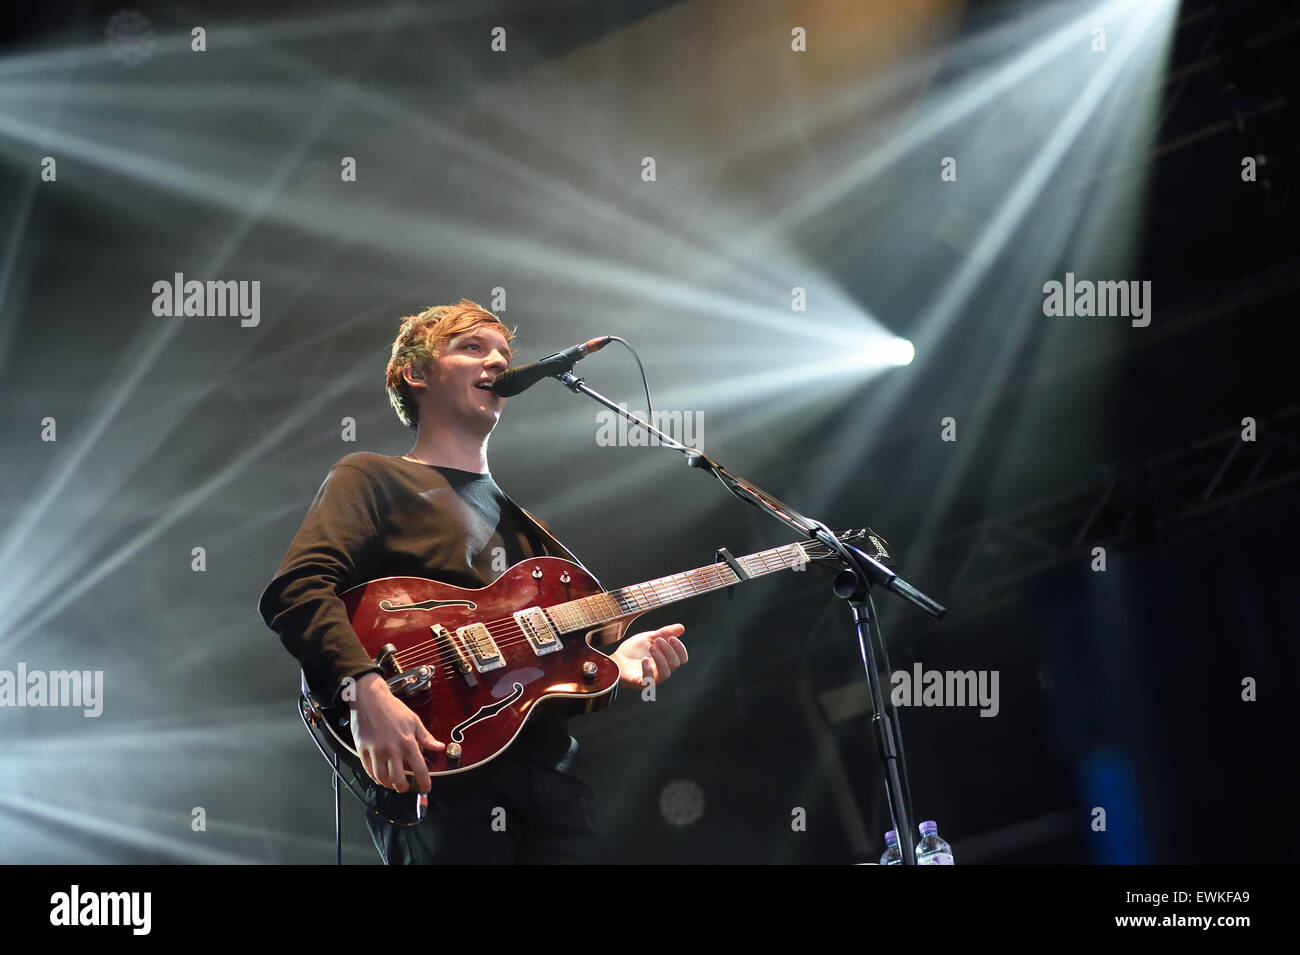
left=0, top=0, right=1295, bottom=863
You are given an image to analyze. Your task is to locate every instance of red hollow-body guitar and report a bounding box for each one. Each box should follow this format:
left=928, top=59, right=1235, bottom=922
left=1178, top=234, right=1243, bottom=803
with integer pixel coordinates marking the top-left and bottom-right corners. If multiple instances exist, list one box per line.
left=300, top=530, right=872, bottom=807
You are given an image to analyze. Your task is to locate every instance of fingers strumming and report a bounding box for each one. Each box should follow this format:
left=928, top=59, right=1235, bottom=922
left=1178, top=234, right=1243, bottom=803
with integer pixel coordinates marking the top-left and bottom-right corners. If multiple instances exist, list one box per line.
left=387, top=756, right=407, bottom=792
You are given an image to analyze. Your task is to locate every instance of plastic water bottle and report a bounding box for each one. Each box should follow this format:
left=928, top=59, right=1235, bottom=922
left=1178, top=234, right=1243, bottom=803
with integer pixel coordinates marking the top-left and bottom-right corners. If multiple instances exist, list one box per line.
left=915, top=820, right=954, bottom=865
left=879, top=829, right=902, bottom=865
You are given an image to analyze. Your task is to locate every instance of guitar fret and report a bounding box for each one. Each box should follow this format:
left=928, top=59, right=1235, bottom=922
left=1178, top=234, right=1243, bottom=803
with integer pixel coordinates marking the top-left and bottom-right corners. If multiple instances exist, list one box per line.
left=596, top=593, right=621, bottom=620
left=544, top=537, right=833, bottom=633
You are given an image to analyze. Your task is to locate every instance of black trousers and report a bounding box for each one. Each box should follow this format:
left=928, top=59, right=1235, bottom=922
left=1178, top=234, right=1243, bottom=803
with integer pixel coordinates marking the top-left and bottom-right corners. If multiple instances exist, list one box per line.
left=363, top=756, right=606, bottom=864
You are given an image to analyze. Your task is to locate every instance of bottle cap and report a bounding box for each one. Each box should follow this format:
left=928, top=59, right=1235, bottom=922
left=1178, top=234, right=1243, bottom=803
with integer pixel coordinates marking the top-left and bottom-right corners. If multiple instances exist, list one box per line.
left=918, top=820, right=938, bottom=835
left=884, top=829, right=897, bottom=844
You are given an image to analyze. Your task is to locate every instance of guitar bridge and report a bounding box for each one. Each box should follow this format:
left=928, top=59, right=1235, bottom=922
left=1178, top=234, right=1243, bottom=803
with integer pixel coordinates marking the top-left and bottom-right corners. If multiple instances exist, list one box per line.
left=433, top=624, right=477, bottom=686
left=515, top=607, right=562, bottom=656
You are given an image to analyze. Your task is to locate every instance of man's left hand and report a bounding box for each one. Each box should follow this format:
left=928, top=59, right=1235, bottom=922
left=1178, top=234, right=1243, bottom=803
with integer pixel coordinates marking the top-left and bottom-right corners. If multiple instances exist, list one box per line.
left=612, top=623, right=688, bottom=689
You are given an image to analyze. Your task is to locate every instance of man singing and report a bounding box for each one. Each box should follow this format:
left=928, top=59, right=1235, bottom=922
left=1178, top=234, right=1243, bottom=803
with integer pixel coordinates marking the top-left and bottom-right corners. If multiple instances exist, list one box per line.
left=258, top=298, right=689, bottom=864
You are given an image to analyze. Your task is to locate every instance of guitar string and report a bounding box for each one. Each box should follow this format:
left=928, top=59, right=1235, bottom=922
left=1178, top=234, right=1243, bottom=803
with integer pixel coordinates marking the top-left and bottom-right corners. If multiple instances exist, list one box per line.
left=375, top=549, right=820, bottom=695
left=392, top=567, right=734, bottom=672
left=393, top=548, right=800, bottom=669
left=381, top=550, right=800, bottom=678
left=352, top=543, right=845, bottom=701
left=387, top=554, right=775, bottom=668
left=387, top=557, right=758, bottom=663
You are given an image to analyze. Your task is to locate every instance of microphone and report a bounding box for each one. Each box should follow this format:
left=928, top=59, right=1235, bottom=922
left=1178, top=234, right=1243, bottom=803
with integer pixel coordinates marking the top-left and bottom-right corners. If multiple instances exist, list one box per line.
left=490, top=335, right=612, bottom=397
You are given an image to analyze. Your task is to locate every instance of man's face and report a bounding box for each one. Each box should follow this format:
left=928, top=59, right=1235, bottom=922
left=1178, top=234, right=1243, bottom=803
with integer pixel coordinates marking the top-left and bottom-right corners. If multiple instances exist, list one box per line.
left=413, top=323, right=512, bottom=435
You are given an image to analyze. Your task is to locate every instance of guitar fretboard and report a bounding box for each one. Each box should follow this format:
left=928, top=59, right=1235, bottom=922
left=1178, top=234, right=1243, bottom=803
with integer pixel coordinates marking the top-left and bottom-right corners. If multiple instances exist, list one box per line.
left=544, top=542, right=810, bottom=633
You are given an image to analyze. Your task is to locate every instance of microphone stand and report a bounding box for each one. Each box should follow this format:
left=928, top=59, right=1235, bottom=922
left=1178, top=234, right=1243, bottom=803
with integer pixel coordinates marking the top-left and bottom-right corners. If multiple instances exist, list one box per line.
left=553, top=370, right=947, bottom=864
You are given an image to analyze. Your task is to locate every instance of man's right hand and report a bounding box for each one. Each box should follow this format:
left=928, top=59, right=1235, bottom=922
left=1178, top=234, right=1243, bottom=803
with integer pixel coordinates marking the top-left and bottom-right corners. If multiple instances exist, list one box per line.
left=348, top=672, right=445, bottom=794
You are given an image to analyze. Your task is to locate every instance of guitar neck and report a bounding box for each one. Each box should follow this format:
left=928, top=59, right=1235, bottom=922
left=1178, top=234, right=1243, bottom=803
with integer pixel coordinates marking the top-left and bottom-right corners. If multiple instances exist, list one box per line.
left=545, top=541, right=810, bottom=633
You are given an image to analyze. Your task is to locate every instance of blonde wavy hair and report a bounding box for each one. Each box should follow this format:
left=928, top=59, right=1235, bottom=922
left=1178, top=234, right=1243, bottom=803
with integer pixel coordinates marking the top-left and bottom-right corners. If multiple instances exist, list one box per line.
left=385, top=299, right=516, bottom=430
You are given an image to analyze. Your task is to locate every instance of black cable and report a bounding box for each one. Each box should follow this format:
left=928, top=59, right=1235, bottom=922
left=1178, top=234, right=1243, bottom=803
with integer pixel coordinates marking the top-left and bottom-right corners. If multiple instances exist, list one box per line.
left=333, top=750, right=342, bottom=865
left=606, top=335, right=653, bottom=427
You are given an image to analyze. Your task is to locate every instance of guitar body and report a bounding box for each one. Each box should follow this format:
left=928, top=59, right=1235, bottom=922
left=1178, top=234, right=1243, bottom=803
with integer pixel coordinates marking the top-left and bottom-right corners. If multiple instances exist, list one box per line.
left=306, top=557, right=632, bottom=780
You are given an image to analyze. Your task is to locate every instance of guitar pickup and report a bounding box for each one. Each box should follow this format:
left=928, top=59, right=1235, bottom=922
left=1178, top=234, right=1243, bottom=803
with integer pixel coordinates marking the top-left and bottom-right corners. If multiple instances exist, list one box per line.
left=456, top=622, right=505, bottom=672
left=515, top=607, right=562, bottom=656
left=433, top=624, right=477, bottom=686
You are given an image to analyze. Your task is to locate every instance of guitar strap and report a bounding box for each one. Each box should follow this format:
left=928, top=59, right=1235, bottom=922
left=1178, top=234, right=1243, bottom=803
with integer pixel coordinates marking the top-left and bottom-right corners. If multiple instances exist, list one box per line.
left=502, top=495, right=605, bottom=591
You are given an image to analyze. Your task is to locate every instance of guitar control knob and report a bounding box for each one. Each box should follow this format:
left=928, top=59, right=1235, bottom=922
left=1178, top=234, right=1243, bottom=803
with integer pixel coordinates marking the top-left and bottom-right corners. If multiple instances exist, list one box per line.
left=582, top=661, right=598, bottom=682
left=446, top=742, right=462, bottom=763
left=560, top=571, right=571, bottom=584
left=532, top=566, right=543, bottom=580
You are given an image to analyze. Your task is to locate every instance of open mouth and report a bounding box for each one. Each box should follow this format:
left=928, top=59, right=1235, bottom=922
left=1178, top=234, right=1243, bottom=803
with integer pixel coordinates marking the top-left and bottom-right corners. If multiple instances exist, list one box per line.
left=474, top=380, right=497, bottom=392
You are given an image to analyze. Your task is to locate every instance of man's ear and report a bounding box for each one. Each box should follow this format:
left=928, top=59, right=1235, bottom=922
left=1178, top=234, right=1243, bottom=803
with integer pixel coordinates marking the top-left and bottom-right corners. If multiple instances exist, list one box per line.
left=404, top=364, right=425, bottom=385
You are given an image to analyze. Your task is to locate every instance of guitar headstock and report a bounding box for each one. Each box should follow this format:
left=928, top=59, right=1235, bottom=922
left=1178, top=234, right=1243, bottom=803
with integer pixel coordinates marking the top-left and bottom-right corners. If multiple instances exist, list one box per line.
left=799, top=527, right=894, bottom=567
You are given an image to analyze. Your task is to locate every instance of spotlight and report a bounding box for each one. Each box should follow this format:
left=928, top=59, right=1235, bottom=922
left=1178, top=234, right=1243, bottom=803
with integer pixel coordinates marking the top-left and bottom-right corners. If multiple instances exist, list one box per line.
left=883, top=338, right=915, bottom=366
